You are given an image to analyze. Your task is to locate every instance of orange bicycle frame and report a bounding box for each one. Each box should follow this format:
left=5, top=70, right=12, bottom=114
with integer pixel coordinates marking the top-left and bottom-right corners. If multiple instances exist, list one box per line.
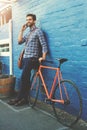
left=36, top=64, right=65, bottom=104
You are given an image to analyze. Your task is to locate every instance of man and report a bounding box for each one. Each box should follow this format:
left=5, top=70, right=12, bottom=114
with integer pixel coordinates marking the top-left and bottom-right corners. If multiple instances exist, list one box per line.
left=8, top=14, right=48, bottom=106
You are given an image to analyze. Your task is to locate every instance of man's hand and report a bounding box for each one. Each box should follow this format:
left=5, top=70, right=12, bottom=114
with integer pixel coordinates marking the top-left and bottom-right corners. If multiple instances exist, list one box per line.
left=38, top=57, right=45, bottom=63
left=39, top=52, right=47, bottom=63
left=18, top=23, right=28, bottom=43
left=21, top=23, right=28, bottom=32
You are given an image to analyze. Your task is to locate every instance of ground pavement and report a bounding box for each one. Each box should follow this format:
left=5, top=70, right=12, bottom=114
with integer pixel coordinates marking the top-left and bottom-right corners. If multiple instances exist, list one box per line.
left=0, top=98, right=87, bottom=130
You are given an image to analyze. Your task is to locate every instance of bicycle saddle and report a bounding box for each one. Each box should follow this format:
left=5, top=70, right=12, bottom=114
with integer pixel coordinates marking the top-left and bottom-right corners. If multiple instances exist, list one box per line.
left=57, top=58, right=68, bottom=64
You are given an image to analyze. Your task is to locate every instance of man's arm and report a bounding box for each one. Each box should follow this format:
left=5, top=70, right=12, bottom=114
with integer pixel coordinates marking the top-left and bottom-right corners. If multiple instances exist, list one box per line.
left=18, top=24, right=27, bottom=44
left=18, top=31, right=24, bottom=44
left=37, top=29, right=48, bottom=62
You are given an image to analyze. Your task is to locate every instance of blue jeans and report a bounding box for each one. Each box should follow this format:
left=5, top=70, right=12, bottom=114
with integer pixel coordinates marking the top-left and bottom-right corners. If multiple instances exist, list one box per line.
left=17, top=57, right=39, bottom=101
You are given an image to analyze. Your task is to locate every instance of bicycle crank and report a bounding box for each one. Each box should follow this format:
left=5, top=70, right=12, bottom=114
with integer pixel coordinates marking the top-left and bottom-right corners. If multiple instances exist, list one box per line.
left=64, top=100, right=70, bottom=105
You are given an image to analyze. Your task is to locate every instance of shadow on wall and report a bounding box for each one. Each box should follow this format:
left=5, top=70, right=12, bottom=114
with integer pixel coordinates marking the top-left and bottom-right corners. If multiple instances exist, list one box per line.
left=43, top=31, right=52, bottom=59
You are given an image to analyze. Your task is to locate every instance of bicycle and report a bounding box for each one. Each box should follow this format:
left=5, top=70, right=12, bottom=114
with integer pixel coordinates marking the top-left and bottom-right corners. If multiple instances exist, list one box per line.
left=30, top=58, right=82, bottom=127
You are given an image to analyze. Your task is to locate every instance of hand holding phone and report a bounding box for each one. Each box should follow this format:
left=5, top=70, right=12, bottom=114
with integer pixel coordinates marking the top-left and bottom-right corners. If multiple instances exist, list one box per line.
left=21, top=23, right=28, bottom=31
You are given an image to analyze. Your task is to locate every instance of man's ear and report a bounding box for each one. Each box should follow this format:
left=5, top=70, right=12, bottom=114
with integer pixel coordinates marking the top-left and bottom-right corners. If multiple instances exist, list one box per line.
left=34, top=20, right=36, bottom=24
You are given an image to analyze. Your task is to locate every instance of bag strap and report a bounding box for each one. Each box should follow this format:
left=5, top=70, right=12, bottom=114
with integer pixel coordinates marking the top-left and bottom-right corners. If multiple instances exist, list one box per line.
left=23, top=27, right=37, bottom=52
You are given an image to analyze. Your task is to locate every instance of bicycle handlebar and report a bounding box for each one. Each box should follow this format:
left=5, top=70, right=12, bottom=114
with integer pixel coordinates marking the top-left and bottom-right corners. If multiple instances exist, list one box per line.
left=41, top=58, right=68, bottom=65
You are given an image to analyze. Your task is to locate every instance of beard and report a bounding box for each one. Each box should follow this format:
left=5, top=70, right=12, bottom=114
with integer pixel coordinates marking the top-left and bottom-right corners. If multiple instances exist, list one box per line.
left=28, top=22, right=35, bottom=27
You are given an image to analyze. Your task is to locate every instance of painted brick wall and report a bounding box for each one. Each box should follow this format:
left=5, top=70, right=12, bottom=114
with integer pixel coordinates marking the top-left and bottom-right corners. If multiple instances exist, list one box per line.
left=12, top=0, right=87, bottom=120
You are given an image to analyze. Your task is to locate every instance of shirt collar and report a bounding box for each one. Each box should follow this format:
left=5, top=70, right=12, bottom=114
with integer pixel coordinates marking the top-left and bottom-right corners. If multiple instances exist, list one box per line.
left=30, top=25, right=36, bottom=31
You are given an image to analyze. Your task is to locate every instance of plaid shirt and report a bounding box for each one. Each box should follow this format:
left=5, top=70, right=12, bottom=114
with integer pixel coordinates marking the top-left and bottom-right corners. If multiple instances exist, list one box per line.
left=22, top=25, right=48, bottom=58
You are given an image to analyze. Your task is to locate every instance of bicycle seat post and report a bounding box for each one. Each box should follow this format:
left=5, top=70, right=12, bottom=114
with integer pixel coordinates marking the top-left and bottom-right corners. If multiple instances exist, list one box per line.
left=58, top=61, right=61, bottom=68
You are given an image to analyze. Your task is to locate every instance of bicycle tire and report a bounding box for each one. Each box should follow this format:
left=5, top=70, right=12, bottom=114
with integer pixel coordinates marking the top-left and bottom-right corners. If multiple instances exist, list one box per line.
left=30, top=72, right=53, bottom=113
left=52, top=79, right=82, bottom=127
left=30, top=71, right=40, bottom=108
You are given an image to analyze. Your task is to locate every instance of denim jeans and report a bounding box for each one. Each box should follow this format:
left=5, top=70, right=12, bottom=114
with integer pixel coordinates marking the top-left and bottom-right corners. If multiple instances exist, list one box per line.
left=17, top=57, right=39, bottom=101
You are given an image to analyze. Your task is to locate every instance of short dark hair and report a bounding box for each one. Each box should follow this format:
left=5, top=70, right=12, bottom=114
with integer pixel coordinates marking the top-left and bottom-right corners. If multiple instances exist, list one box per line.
left=26, top=14, right=36, bottom=21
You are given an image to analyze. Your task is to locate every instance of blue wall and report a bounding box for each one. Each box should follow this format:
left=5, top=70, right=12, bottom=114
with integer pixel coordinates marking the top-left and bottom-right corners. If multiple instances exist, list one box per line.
left=0, top=0, right=86, bottom=120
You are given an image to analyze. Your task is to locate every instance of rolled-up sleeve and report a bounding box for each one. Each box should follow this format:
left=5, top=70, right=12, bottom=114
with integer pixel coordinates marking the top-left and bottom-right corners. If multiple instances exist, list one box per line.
left=37, top=29, right=48, bottom=53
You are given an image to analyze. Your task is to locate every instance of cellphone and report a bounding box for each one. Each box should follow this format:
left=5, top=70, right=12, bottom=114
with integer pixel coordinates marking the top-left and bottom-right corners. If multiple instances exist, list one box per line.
left=25, top=23, right=28, bottom=27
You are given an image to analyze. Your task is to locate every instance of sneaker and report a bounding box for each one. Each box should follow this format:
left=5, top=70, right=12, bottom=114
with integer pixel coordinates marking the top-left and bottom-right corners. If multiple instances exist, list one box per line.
left=7, top=98, right=19, bottom=105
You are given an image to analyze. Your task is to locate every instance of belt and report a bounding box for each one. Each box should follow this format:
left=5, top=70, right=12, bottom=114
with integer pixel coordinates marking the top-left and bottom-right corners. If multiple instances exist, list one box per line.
left=30, top=57, right=38, bottom=62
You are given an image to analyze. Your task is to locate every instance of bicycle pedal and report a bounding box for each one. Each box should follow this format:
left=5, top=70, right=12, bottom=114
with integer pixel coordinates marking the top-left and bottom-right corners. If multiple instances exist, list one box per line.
left=64, top=100, right=70, bottom=105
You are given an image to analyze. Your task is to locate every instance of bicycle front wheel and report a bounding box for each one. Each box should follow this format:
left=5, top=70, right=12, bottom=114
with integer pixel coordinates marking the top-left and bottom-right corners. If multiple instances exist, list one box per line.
left=30, top=71, right=40, bottom=108
left=52, top=80, right=82, bottom=127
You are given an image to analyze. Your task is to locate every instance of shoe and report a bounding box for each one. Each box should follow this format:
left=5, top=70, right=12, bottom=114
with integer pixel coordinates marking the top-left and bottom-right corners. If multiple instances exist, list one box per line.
left=7, top=98, right=19, bottom=105
left=15, top=98, right=29, bottom=106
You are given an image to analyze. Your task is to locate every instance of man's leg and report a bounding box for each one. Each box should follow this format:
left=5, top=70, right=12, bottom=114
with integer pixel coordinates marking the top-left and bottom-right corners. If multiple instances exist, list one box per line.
left=17, top=58, right=33, bottom=101
left=8, top=58, right=39, bottom=105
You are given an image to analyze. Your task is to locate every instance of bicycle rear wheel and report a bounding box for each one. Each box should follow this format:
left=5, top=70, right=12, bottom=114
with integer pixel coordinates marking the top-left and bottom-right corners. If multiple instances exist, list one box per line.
left=52, top=80, right=82, bottom=127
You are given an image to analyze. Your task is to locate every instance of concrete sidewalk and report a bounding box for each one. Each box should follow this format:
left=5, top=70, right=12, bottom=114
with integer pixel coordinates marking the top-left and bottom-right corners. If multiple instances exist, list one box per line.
left=0, top=99, right=87, bottom=130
